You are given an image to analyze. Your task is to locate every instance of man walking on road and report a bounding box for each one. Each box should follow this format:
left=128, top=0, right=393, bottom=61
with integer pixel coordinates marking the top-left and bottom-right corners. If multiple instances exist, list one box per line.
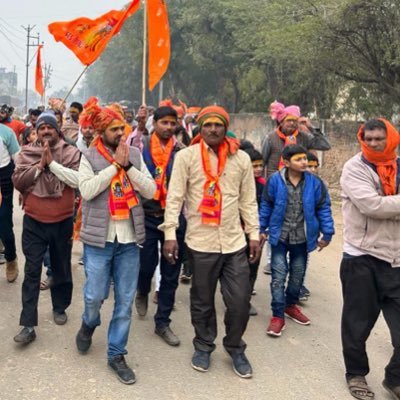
left=76, top=98, right=155, bottom=385
left=340, top=118, right=400, bottom=400
left=12, top=111, right=80, bottom=343
left=135, top=106, right=186, bottom=346
left=160, top=106, right=260, bottom=379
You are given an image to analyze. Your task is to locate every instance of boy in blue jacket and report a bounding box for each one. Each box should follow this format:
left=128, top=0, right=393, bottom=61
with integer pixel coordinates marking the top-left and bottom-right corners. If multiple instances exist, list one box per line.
left=259, top=144, right=334, bottom=337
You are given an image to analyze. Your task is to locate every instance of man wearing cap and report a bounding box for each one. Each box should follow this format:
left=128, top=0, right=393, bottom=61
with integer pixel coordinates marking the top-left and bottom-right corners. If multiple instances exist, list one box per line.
left=262, top=101, right=331, bottom=179
left=61, top=102, right=83, bottom=142
left=160, top=106, right=260, bottom=379
left=135, top=106, right=186, bottom=347
left=12, top=111, right=80, bottom=344
left=0, top=104, right=26, bottom=141
left=75, top=97, right=156, bottom=385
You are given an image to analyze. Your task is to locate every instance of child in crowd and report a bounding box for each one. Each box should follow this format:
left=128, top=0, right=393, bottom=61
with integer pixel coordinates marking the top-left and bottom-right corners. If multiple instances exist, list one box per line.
left=298, top=151, right=320, bottom=301
left=20, top=127, right=37, bottom=146
left=242, top=146, right=265, bottom=316
left=259, top=144, right=334, bottom=337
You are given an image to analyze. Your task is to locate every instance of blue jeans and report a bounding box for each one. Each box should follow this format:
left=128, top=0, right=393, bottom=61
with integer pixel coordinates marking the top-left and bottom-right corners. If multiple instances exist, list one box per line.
left=270, top=241, right=308, bottom=318
left=82, top=241, right=140, bottom=359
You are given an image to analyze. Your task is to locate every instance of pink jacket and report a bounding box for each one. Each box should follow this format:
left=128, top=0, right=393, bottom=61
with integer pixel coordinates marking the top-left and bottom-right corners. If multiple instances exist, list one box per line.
left=340, top=153, right=400, bottom=267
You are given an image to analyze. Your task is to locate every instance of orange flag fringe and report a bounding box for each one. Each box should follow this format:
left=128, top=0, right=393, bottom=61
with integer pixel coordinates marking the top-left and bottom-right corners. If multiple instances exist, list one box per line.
left=35, top=45, right=44, bottom=97
left=48, top=0, right=140, bottom=66
left=148, top=0, right=171, bottom=91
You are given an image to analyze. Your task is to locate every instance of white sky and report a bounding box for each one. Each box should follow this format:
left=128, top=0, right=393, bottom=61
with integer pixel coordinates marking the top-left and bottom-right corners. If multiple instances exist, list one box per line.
left=1, top=0, right=132, bottom=94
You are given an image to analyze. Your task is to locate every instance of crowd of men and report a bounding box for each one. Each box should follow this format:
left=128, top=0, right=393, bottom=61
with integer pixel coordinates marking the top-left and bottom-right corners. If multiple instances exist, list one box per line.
left=0, top=98, right=399, bottom=400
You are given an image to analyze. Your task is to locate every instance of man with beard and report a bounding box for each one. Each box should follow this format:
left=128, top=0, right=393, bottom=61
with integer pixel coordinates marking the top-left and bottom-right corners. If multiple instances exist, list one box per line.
left=12, top=111, right=80, bottom=344
left=75, top=97, right=155, bottom=384
left=262, top=101, right=330, bottom=179
left=135, top=106, right=185, bottom=346
left=0, top=104, right=26, bottom=141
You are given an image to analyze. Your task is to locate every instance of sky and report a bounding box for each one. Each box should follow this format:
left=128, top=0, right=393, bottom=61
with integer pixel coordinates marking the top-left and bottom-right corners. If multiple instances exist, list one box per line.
left=1, top=0, right=132, bottom=95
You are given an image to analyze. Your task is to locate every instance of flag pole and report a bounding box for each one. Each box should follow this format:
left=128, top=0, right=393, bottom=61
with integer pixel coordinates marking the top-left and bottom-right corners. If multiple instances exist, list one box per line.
left=62, top=66, right=89, bottom=104
left=142, top=0, right=147, bottom=104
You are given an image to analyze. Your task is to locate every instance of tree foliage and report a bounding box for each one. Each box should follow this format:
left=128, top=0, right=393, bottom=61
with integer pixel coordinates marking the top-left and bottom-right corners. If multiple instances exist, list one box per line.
left=78, top=0, right=400, bottom=118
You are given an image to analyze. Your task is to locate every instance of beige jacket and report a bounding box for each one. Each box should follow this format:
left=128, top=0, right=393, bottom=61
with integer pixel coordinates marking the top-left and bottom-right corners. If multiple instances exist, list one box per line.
left=340, top=153, right=400, bottom=266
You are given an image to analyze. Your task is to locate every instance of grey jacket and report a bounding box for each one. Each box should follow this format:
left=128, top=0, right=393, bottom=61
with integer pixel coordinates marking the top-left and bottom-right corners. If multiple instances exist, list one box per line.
left=80, top=146, right=152, bottom=248
left=341, top=153, right=400, bottom=267
left=262, top=128, right=331, bottom=177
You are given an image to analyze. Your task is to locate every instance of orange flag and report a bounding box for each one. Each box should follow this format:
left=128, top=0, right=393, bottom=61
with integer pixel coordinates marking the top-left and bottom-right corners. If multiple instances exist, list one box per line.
left=48, top=0, right=141, bottom=66
left=35, top=45, right=45, bottom=97
left=148, top=0, right=171, bottom=91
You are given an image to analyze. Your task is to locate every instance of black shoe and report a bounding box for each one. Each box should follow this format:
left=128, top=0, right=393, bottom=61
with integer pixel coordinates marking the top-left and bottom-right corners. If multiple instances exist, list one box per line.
left=249, top=304, right=258, bottom=316
left=230, top=352, right=253, bottom=378
left=14, top=327, right=36, bottom=344
left=108, top=355, right=136, bottom=385
left=53, top=311, right=68, bottom=325
left=383, top=379, right=400, bottom=400
left=76, top=322, right=96, bottom=353
left=191, top=350, right=210, bottom=372
left=155, top=326, right=180, bottom=346
left=135, top=293, right=148, bottom=317
left=180, top=274, right=191, bottom=284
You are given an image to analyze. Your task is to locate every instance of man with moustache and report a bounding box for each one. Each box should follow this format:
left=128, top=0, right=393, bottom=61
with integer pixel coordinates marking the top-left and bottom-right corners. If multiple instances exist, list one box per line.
left=12, top=111, right=80, bottom=343
left=160, top=106, right=260, bottom=379
left=75, top=98, right=155, bottom=385
left=135, top=106, right=186, bottom=346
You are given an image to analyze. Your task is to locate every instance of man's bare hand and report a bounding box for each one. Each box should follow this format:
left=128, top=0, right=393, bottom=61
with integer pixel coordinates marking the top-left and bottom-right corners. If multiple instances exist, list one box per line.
left=114, top=142, right=129, bottom=167
left=249, top=240, right=261, bottom=264
left=259, top=233, right=268, bottom=248
left=163, top=240, right=179, bottom=264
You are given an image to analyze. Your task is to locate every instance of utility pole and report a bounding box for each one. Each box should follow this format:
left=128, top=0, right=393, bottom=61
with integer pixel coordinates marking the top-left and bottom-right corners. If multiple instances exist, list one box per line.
left=43, top=63, right=53, bottom=106
left=22, top=25, right=40, bottom=114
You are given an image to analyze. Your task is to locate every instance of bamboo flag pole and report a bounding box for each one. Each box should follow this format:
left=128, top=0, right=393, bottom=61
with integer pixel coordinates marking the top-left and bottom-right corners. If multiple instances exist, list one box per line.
left=142, top=0, right=148, bottom=105
left=62, top=65, right=89, bottom=104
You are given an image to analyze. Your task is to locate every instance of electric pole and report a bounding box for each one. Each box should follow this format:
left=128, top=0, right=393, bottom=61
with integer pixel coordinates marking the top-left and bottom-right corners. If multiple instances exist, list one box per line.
left=43, top=63, right=53, bottom=105
left=22, top=25, right=40, bottom=114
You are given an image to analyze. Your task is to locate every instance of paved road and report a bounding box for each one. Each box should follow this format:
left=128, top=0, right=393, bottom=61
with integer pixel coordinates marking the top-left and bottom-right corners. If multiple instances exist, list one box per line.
left=0, top=204, right=394, bottom=400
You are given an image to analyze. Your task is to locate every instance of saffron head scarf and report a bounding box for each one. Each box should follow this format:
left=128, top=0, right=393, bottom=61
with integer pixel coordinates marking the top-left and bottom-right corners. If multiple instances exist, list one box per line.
left=358, top=118, right=400, bottom=196
left=196, top=106, right=230, bottom=128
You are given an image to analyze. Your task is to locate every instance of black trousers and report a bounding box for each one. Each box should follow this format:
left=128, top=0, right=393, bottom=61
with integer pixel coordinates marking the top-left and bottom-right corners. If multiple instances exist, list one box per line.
left=20, top=215, right=74, bottom=326
left=138, top=214, right=186, bottom=329
left=0, top=162, right=16, bottom=262
left=340, top=254, right=400, bottom=386
left=188, top=246, right=251, bottom=355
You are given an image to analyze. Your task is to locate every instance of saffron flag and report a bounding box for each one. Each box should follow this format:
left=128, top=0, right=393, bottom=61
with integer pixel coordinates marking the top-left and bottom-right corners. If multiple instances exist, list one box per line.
left=35, top=45, right=45, bottom=97
left=48, top=0, right=141, bottom=66
left=148, top=0, right=171, bottom=91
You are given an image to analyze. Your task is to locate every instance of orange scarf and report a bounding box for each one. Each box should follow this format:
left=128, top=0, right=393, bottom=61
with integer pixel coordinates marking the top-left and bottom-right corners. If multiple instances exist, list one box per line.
left=358, top=118, right=400, bottom=196
left=197, top=137, right=239, bottom=225
left=276, top=127, right=299, bottom=170
left=96, top=138, right=139, bottom=220
left=150, top=134, right=174, bottom=208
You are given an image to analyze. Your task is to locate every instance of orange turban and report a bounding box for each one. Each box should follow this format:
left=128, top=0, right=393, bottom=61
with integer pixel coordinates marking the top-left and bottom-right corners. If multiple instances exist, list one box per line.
left=196, top=106, right=230, bottom=128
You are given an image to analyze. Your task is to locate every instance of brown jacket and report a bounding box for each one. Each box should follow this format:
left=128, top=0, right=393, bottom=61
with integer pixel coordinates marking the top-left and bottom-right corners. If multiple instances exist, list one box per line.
left=340, top=153, right=400, bottom=266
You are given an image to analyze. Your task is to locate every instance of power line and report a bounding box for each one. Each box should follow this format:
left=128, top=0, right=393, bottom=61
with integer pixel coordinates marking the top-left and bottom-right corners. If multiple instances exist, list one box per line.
left=0, top=17, right=25, bottom=37
left=0, top=27, right=26, bottom=51
left=0, top=29, right=25, bottom=63
left=0, top=20, right=25, bottom=41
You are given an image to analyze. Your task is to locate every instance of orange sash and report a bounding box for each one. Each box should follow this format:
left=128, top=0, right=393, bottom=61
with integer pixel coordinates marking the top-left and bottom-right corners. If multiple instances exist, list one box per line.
left=150, top=134, right=174, bottom=208
left=358, top=119, right=399, bottom=196
left=96, top=138, right=139, bottom=220
left=198, top=138, right=238, bottom=225
left=276, top=128, right=299, bottom=170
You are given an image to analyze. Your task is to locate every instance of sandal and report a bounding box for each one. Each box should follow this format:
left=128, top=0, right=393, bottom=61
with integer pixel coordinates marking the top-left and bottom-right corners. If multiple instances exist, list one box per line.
left=40, top=277, right=52, bottom=291
left=347, top=376, right=375, bottom=400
